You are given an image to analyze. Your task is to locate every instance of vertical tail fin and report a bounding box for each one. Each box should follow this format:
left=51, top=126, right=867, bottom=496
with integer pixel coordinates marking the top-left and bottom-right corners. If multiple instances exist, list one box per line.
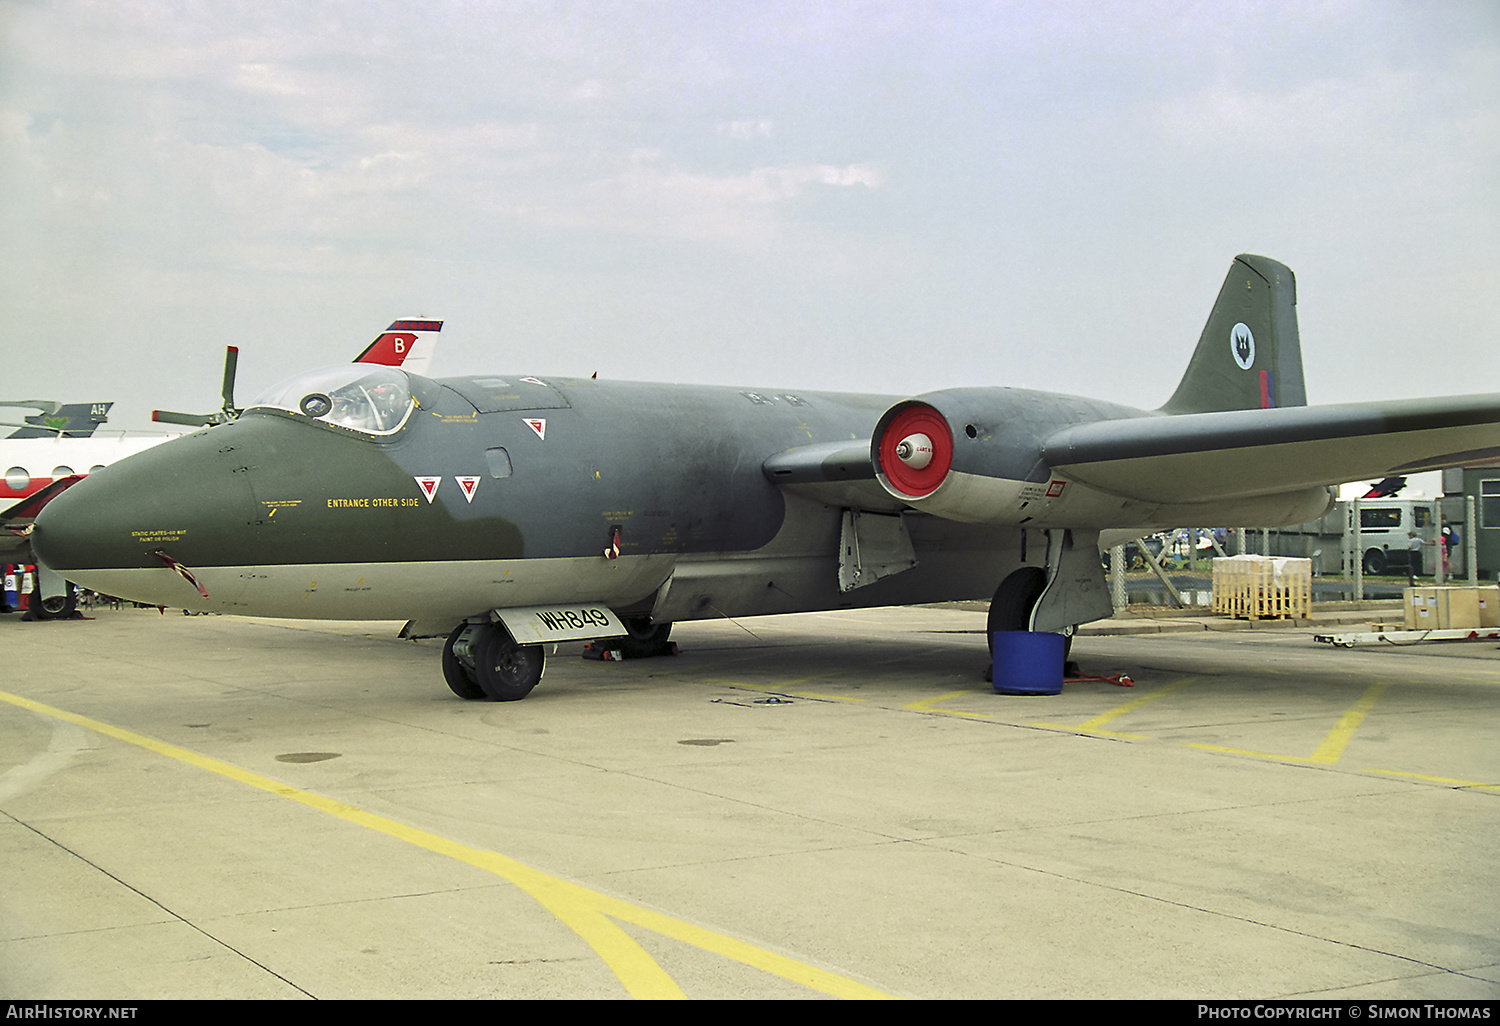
left=3, top=401, right=113, bottom=438
left=1159, top=254, right=1306, bottom=414
left=355, top=319, right=442, bottom=377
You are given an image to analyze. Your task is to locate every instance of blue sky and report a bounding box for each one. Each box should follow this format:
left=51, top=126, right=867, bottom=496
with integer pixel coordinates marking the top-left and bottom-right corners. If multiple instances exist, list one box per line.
left=3, top=0, right=1496, bottom=439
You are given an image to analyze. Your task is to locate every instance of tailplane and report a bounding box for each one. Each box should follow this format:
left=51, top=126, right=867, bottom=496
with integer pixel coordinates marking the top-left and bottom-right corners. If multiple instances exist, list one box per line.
left=1159, top=254, right=1306, bottom=414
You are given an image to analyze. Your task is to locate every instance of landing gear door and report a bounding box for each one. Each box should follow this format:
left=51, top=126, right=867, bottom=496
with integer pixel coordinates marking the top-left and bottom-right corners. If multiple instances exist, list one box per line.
left=1030, top=528, right=1113, bottom=632
left=494, top=604, right=626, bottom=644
left=838, top=509, right=917, bottom=592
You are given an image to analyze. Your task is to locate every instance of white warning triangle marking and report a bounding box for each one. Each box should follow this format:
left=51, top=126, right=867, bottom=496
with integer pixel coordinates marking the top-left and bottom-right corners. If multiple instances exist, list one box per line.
left=524, top=418, right=546, bottom=440
left=520, top=376, right=546, bottom=385
left=414, top=476, right=441, bottom=503
left=455, top=476, right=480, bottom=503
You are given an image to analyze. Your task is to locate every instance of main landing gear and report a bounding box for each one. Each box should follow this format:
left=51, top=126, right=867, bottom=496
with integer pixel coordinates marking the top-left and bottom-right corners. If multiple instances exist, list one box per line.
left=986, top=566, right=1047, bottom=643
left=26, top=580, right=78, bottom=620
left=442, top=622, right=545, bottom=701
left=986, top=567, right=1073, bottom=657
left=613, top=616, right=673, bottom=659
left=984, top=565, right=1076, bottom=683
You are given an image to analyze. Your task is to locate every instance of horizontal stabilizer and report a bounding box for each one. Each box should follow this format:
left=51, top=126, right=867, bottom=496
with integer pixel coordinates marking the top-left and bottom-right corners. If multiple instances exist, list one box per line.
left=1044, top=394, right=1500, bottom=502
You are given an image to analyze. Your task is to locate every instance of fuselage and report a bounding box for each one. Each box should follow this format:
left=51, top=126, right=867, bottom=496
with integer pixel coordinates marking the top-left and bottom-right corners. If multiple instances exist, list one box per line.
left=30, top=367, right=1332, bottom=635
left=31, top=371, right=1020, bottom=631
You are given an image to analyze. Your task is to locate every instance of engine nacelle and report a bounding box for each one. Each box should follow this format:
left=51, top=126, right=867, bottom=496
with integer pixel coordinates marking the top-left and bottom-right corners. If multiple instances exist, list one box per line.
left=871, top=388, right=1336, bottom=530
left=871, top=389, right=1094, bottom=522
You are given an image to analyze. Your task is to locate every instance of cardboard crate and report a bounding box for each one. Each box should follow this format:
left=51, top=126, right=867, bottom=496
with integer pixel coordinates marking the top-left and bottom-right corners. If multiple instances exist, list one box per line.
left=1480, top=587, right=1500, bottom=628
left=1404, top=587, right=1439, bottom=629
left=1404, top=586, right=1499, bottom=630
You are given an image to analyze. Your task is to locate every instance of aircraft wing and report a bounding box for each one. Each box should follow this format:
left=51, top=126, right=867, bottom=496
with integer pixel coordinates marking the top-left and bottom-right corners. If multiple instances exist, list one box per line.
left=762, top=440, right=897, bottom=510
left=1042, top=394, right=1500, bottom=503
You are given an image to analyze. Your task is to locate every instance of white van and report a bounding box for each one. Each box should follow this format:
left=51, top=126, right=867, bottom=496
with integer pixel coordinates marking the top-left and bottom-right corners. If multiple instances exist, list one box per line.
left=1355, top=500, right=1435, bottom=575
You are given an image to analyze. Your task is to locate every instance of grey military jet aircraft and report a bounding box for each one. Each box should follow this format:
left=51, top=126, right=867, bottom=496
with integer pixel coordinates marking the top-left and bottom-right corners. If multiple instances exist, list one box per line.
left=30, top=257, right=1500, bottom=700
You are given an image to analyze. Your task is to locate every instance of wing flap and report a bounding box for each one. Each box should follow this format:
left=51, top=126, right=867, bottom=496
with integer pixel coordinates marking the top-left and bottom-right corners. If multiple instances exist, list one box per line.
left=1043, top=395, right=1500, bottom=503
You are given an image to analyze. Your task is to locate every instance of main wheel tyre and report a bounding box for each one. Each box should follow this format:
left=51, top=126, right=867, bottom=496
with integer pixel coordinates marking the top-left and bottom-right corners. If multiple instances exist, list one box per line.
left=616, top=617, right=672, bottom=659
left=986, top=566, right=1047, bottom=651
left=985, top=566, right=1073, bottom=678
left=31, top=584, right=77, bottom=620
left=441, top=624, right=487, bottom=700
left=474, top=626, right=544, bottom=702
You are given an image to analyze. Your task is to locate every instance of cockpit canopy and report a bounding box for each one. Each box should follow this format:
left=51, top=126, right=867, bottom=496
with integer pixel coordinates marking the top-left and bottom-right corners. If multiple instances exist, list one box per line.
left=250, top=366, right=421, bottom=435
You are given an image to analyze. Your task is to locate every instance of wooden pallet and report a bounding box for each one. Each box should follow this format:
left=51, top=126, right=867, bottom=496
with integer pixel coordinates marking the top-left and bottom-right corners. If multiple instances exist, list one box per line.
left=1212, top=556, right=1312, bottom=621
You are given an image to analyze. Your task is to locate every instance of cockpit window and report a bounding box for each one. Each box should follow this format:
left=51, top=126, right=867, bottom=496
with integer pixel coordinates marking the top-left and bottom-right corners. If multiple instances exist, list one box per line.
left=250, top=366, right=416, bottom=435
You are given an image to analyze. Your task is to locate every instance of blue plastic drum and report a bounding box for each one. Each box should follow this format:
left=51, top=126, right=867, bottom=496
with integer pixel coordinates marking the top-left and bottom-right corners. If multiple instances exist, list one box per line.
left=991, top=631, right=1065, bottom=695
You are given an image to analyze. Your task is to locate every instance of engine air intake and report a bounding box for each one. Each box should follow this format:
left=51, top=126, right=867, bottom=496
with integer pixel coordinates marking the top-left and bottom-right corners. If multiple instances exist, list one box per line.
left=875, top=402, right=954, bottom=498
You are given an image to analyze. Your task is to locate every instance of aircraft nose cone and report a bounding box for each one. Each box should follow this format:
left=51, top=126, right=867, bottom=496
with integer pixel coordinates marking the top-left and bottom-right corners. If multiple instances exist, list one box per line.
left=31, top=425, right=259, bottom=606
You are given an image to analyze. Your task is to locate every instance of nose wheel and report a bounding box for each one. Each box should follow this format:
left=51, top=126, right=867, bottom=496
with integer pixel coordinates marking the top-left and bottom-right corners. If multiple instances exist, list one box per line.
left=442, top=622, right=545, bottom=701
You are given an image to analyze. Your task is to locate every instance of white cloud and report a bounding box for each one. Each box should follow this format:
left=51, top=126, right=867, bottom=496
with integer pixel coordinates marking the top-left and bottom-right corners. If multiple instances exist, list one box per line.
left=720, top=118, right=774, bottom=140
left=1, top=0, right=1495, bottom=421
left=571, top=79, right=608, bottom=102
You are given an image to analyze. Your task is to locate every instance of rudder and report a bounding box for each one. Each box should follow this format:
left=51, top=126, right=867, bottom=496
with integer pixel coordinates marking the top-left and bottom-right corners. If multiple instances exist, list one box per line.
left=1159, top=254, right=1306, bottom=414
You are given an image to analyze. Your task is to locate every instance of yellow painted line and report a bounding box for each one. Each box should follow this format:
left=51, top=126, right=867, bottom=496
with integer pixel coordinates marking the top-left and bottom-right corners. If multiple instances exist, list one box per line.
left=1188, top=681, right=1391, bottom=765
left=901, top=690, right=995, bottom=719
left=0, top=689, right=893, bottom=1001
left=1032, top=677, right=1197, bottom=737
left=1364, top=769, right=1500, bottom=792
